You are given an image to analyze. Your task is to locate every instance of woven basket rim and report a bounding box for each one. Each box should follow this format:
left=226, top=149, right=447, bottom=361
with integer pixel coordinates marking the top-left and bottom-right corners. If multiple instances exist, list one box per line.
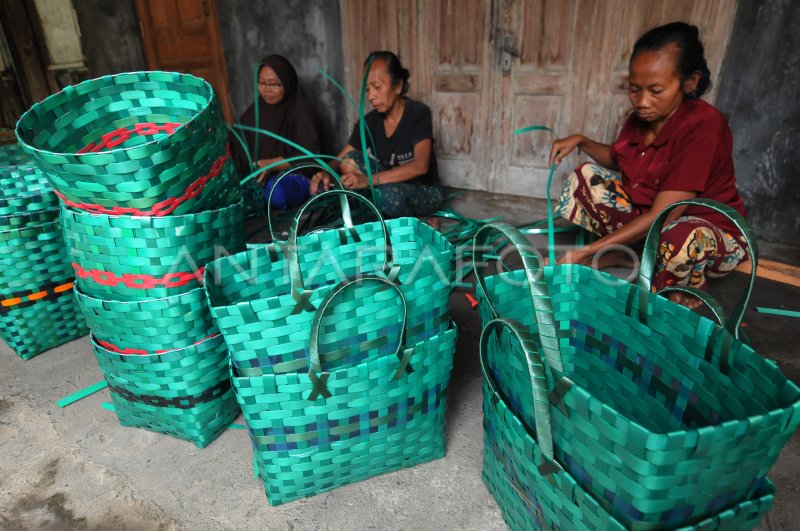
left=90, top=330, right=222, bottom=357
left=481, top=276, right=800, bottom=440
left=74, top=281, right=206, bottom=306
left=61, top=197, right=243, bottom=222
left=16, top=70, right=215, bottom=159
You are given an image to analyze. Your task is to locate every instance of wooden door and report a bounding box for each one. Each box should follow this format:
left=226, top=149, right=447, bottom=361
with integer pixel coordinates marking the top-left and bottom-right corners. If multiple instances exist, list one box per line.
left=134, top=0, right=234, bottom=122
left=341, top=0, right=738, bottom=198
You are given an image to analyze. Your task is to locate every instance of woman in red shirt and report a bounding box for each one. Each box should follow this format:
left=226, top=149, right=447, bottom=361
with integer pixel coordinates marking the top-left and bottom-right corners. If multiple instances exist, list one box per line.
left=550, top=22, right=748, bottom=307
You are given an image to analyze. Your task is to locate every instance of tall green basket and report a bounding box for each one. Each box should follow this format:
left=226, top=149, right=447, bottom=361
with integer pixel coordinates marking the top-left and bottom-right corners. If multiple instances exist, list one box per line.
left=232, top=275, right=457, bottom=505
left=0, top=220, right=87, bottom=359
left=93, top=333, right=239, bottom=448
left=15, top=71, right=240, bottom=216
left=75, top=283, right=217, bottom=353
left=205, top=189, right=452, bottom=376
left=480, top=318, right=777, bottom=531
left=62, top=200, right=245, bottom=300
left=473, top=202, right=800, bottom=528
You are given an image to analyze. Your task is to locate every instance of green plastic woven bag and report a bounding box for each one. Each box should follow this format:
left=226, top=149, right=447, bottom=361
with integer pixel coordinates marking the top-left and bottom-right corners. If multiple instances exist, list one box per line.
left=62, top=200, right=245, bottom=300
left=205, top=189, right=452, bottom=375
left=232, top=275, right=457, bottom=505
left=93, top=333, right=239, bottom=448
left=473, top=201, right=800, bottom=528
left=75, top=283, right=217, bottom=352
left=15, top=71, right=240, bottom=215
left=0, top=220, right=87, bottom=359
left=0, top=143, right=32, bottom=168
left=480, top=318, right=776, bottom=531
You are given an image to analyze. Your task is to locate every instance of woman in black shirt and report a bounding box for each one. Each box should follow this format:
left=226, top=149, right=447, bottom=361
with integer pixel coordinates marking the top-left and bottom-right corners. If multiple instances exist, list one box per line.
left=311, top=51, right=443, bottom=217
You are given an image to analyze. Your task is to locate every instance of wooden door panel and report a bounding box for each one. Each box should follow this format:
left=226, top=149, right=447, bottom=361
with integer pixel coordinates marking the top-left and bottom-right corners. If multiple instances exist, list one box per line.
left=134, top=0, right=233, bottom=122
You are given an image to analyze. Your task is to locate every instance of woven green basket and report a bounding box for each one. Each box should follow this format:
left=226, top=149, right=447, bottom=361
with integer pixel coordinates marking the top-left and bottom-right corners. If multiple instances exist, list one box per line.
left=62, top=199, right=244, bottom=300
left=473, top=203, right=800, bottom=528
left=0, top=143, right=33, bottom=167
left=232, top=275, right=457, bottom=505
left=205, top=189, right=452, bottom=376
left=15, top=71, right=240, bottom=215
left=93, top=333, right=239, bottom=448
left=0, top=220, right=87, bottom=359
left=75, top=283, right=217, bottom=352
left=480, top=318, right=776, bottom=531
left=0, top=164, right=60, bottom=217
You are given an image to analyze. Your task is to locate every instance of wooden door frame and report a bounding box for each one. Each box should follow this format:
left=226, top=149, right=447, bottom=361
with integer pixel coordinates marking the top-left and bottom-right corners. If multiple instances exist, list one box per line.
left=0, top=0, right=51, bottom=108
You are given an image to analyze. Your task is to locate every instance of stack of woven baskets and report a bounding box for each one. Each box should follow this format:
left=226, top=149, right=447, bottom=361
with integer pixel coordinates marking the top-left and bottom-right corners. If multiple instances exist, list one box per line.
left=0, top=146, right=88, bottom=359
left=16, top=71, right=245, bottom=448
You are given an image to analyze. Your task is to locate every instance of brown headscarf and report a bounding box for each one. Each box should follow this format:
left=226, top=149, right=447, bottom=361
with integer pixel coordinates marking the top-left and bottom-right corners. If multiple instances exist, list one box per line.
left=233, top=55, right=322, bottom=175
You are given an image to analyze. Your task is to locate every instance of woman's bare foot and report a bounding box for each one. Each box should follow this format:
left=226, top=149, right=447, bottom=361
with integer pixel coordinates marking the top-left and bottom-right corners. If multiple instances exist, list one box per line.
left=421, top=216, right=441, bottom=230
left=667, top=290, right=703, bottom=309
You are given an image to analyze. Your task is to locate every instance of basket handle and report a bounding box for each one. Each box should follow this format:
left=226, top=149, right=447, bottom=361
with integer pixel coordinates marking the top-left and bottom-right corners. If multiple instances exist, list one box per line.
left=637, top=198, right=757, bottom=340
left=473, top=222, right=564, bottom=375
left=265, top=164, right=344, bottom=241
left=305, top=275, right=409, bottom=400
left=287, top=189, right=395, bottom=313
left=480, top=318, right=561, bottom=471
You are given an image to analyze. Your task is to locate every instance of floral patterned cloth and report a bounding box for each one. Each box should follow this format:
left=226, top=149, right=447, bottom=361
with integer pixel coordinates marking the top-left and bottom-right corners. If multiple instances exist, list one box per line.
left=555, top=162, right=748, bottom=291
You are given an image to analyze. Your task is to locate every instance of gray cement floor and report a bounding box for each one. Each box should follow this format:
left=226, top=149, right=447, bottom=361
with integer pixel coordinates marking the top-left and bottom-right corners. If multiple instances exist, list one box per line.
left=1, top=190, right=798, bottom=530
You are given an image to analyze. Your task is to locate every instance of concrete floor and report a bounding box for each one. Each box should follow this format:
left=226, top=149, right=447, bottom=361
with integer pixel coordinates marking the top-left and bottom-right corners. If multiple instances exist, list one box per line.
left=1, top=190, right=798, bottom=530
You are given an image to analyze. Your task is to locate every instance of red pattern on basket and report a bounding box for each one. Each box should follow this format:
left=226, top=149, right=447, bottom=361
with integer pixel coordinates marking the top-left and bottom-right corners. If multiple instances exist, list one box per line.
left=77, top=122, right=182, bottom=154
left=72, top=263, right=204, bottom=289
left=58, top=144, right=231, bottom=216
left=96, top=333, right=220, bottom=356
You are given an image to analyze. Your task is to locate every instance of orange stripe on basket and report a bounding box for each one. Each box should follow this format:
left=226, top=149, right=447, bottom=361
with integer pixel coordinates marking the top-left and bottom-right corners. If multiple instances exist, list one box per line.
left=0, top=280, right=74, bottom=308
left=58, top=145, right=230, bottom=216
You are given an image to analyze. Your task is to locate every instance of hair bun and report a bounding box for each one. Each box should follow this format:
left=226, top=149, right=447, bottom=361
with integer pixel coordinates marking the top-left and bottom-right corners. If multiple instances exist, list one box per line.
left=401, top=68, right=410, bottom=81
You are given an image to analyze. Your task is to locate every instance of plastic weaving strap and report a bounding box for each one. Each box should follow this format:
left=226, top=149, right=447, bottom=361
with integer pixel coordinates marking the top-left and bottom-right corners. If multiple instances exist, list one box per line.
left=513, top=125, right=557, bottom=264
left=229, top=423, right=248, bottom=430
left=101, top=402, right=115, bottom=412
left=234, top=125, right=342, bottom=187
left=756, top=307, right=800, bottom=318
left=473, top=222, right=563, bottom=374
left=638, top=198, right=758, bottom=340
left=318, top=68, right=377, bottom=156
left=480, top=318, right=559, bottom=465
left=253, top=61, right=260, bottom=163
left=57, top=380, right=108, bottom=408
left=287, top=189, right=393, bottom=305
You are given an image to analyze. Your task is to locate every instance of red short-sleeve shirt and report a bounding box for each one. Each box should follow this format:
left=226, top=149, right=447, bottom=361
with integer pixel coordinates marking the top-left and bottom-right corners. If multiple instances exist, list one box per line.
left=609, top=99, right=746, bottom=235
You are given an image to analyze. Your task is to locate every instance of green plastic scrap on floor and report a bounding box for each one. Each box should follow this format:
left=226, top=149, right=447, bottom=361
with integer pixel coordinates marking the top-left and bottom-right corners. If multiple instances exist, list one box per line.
left=756, top=307, right=800, bottom=318
left=228, top=423, right=248, bottom=430
left=57, top=380, right=108, bottom=408
left=101, top=402, right=115, bottom=412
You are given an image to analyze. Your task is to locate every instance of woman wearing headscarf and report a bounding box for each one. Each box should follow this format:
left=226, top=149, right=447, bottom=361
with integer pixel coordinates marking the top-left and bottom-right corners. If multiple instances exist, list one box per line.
left=232, top=54, right=322, bottom=211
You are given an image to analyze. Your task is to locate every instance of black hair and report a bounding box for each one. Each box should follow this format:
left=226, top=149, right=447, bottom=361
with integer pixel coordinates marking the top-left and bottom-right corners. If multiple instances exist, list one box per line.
left=365, top=51, right=410, bottom=96
left=631, top=22, right=711, bottom=98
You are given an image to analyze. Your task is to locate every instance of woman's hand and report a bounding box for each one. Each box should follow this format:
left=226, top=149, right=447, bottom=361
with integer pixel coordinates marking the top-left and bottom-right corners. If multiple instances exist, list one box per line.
left=549, top=134, right=585, bottom=165
left=341, top=172, right=371, bottom=190
left=555, top=247, right=593, bottom=266
left=310, top=171, right=333, bottom=195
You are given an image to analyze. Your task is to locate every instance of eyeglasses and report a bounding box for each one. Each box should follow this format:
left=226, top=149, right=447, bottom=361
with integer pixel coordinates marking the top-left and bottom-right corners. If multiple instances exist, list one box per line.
left=258, top=82, right=283, bottom=90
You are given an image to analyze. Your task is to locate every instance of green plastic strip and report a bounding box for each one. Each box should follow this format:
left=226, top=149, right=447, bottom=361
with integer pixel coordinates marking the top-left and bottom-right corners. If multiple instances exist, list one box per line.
left=229, top=423, right=248, bottom=430
left=358, top=56, right=381, bottom=209
left=756, top=307, right=800, bottom=318
left=101, top=402, right=115, bottom=412
left=318, top=68, right=377, bottom=156
left=513, top=125, right=557, bottom=263
left=57, top=380, right=108, bottom=408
